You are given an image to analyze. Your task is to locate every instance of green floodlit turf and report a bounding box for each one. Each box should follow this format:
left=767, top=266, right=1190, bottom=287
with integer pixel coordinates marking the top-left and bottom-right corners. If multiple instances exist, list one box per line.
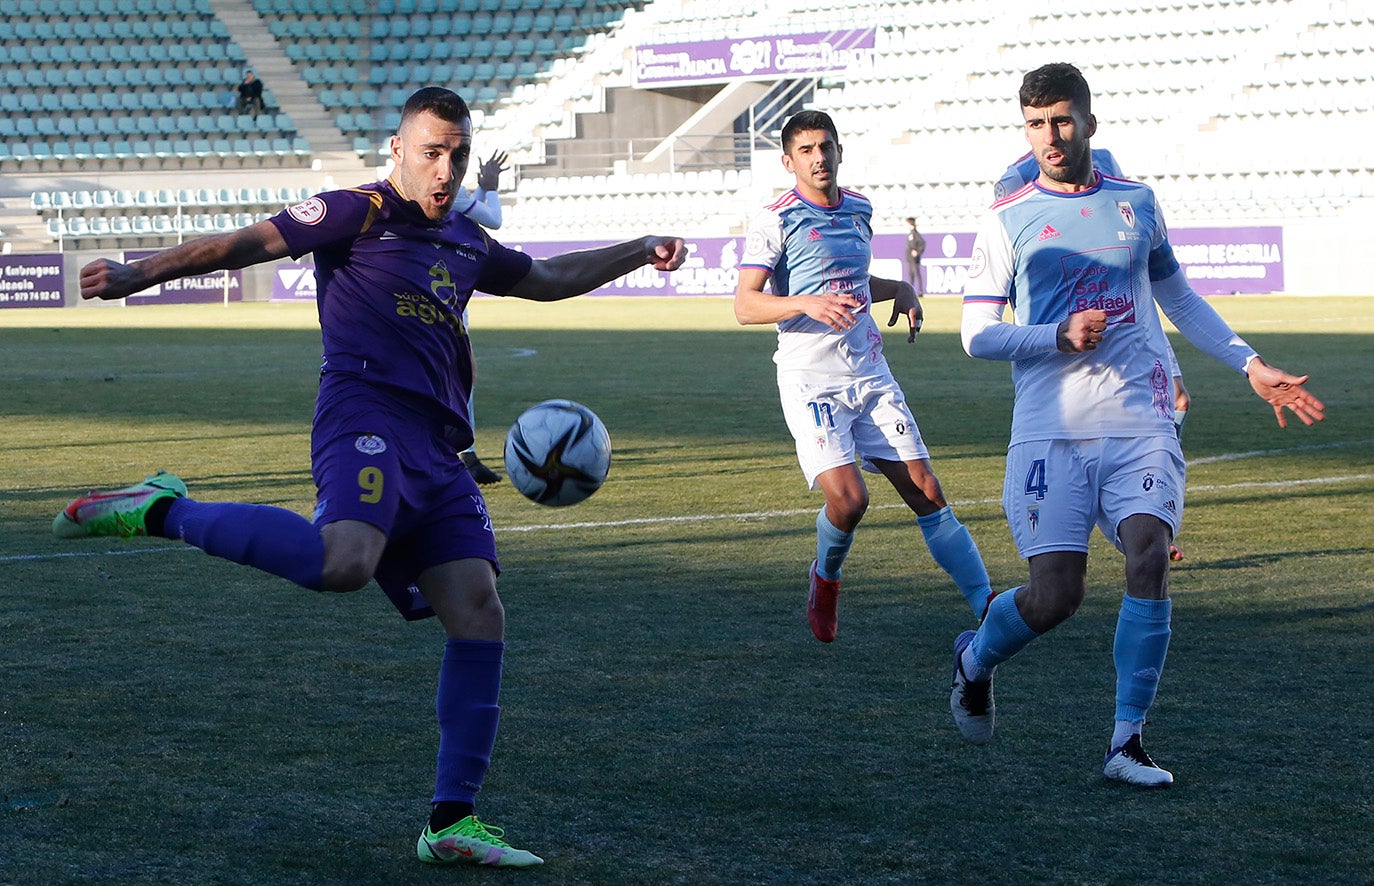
left=1, top=296, right=1371, bottom=884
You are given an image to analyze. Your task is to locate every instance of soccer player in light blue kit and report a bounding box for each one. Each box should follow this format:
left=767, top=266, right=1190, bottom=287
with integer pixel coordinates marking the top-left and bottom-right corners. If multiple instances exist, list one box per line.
left=996, top=147, right=1195, bottom=563
left=953, top=63, right=1325, bottom=785
left=55, top=87, right=687, bottom=865
left=735, top=109, right=993, bottom=644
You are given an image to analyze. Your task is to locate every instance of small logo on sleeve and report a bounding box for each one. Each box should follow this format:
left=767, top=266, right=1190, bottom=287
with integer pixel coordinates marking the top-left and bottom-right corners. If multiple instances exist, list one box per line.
left=288, top=197, right=327, bottom=225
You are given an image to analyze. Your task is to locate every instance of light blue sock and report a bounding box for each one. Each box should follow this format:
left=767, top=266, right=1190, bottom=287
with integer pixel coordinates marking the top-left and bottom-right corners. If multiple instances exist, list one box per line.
left=165, top=498, right=324, bottom=590
left=1113, top=594, right=1172, bottom=724
left=916, top=506, right=993, bottom=616
left=968, top=588, right=1037, bottom=674
left=815, top=508, right=854, bottom=581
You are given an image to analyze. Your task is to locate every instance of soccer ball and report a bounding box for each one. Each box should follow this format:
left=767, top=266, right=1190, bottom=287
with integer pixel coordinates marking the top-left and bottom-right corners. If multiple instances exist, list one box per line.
left=503, top=399, right=612, bottom=507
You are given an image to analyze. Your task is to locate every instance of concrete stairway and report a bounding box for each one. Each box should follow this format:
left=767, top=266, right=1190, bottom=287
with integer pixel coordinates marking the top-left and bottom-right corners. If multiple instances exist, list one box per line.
left=204, top=0, right=361, bottom=169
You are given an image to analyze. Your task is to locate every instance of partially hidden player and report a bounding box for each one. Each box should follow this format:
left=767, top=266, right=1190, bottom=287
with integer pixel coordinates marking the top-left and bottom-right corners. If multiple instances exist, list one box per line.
left=54, top=87, right=687, bottom=866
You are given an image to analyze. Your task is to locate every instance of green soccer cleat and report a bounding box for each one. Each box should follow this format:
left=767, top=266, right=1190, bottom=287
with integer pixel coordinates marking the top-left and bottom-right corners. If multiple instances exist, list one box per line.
left=52, top=471, right=186, bottom=540
left=416, top=815, right=544, bottom=867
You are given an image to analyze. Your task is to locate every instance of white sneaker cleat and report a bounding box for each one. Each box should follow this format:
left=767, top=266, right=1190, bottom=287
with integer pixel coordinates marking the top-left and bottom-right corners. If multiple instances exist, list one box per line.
left=1104, top=734, right=1174, bottom=787
left=949, top=629, right=995, bottom=745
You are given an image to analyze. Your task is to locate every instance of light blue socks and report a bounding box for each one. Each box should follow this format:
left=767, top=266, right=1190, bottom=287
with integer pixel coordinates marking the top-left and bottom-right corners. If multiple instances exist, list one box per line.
left=815, top=508, right=854, bottom=581
left=917, top=506, right=993, bottom=615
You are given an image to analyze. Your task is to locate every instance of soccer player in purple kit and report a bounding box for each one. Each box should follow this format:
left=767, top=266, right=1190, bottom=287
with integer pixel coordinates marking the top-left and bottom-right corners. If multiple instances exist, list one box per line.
left=954, top=63, right=1324, bottom=786
left=55, top=87, right=687, bottom=866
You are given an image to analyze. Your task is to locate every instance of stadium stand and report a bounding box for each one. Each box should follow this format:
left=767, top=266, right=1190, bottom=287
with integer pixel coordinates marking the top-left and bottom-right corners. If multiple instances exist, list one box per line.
left=0, top=0, right=1369, bottom=295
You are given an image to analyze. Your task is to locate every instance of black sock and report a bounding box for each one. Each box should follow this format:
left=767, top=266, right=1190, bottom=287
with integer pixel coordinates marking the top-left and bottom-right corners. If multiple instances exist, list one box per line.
left=429, top=801, right=474, bottom=831
left=145, top=497, right=175, bottom=537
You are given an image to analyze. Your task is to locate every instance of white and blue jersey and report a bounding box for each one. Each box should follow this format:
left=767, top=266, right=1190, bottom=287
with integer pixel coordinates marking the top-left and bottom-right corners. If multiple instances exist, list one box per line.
left=739, top=187, right=888, bottom=377
left=962, top=173, right=1185, bottom=444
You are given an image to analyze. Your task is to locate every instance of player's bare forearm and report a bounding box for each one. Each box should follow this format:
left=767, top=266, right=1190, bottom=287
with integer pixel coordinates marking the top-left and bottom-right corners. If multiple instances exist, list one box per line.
left=507, top=236, right=686, bottom=301
left=79, top=221, right=288, bottom=300
left=1246, top=356, right=1326, bottom=428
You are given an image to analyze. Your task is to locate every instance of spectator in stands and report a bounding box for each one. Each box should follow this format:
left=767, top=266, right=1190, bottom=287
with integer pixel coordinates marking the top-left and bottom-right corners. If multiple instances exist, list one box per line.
left=237, top=70, right=265, bottom=117
left=456, top=149, right=511, bottom=485
left=905, top=217, right=926, bottom=298
left=58, top=86, right=688, bottom=869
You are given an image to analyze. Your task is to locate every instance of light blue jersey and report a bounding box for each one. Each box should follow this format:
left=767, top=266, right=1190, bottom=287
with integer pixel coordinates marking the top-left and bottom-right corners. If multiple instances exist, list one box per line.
left=962, top=173, right=1183, bottom=443
left=739, top=187, right=888, bottom=376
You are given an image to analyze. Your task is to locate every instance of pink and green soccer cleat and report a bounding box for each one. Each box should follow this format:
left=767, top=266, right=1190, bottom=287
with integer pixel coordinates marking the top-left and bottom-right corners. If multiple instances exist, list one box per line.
left=417, top=815, right=544, bottom=867
left=52, top=471, right=186, bottom=539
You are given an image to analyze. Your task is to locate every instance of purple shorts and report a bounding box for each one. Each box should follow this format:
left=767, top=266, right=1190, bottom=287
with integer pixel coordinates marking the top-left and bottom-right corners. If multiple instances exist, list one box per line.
left=311, top=380, right=498, bottom=620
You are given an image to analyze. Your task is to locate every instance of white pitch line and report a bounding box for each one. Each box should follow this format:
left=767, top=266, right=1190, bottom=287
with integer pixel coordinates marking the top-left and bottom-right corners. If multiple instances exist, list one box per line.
left=4, top=469, right=1370, bottom=564
left=1186, top=438, right=1373, bottom=465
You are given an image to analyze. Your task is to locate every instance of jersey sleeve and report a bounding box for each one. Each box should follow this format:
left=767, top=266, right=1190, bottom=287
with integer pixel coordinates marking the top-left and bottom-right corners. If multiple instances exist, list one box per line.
left=463, top=190, right=503, bottom=229
left=268, top=189, right=381, bottom=260
left=961, top=213, right=1058, bottom=360
left=738, top=208, right=783, bottom=275
left=1152, top=269, right=1257, bottom=374
left=1146, top=192, right=1182, bottom=282
left=474, top=235, right=534, bottom=294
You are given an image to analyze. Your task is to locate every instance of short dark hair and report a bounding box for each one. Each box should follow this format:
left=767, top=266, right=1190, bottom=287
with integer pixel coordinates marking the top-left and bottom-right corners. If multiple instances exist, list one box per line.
left=781, top=110, right=839, bottom=153
left=1019, top=63, right=1091, bottom=113
left=400, top=86, right=471, bottom=128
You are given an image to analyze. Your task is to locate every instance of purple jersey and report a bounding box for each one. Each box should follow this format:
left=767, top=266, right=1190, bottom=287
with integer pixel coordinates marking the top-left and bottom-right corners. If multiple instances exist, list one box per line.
left=269, top=179, right=532, bottom=447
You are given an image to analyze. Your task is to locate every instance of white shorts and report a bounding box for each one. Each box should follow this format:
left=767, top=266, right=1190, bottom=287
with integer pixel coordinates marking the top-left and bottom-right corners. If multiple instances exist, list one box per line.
left=778, top=371, right=929, bottom=489
left=1002, top=436, right=1185, bottom=558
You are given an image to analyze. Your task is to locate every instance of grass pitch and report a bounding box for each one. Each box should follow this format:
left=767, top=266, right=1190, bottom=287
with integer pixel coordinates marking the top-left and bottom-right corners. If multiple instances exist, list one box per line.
left=2, top=296, right=1371, bottom=884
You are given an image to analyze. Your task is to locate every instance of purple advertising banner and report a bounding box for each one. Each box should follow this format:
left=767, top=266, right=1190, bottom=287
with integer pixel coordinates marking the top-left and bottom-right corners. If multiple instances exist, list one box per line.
left=634, top=29, right=876, bottom=88
left=506, top=226, right=1279, bottom=298
left=123, top=250, right=243, bottom=304
left=0, top=254, right=65, bottom=308
left=271, top=263, right=317, bottom=301
left=1168, top=226, right=1283, bottom=294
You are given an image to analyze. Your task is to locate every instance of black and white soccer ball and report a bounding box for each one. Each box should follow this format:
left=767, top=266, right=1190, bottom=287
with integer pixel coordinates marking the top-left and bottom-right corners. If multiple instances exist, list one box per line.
left=503, top=399, right=612, bottom=507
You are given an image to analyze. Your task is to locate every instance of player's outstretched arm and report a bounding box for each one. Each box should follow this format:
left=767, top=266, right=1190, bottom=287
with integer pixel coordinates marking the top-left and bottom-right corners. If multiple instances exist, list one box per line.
left=505, top=236, right=686, bottom=302
left=80, top=221, right=291, bottom=301
left=1245, top=356, right=1326, bottom=428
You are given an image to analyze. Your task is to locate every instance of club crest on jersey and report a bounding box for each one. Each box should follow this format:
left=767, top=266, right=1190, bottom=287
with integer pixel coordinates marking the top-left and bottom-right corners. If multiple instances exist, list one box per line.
left=288, top=197, right=327, bottom=225
left=355, top=434, right=387, bottom=455
left=1117, top=202, right=1136, bottom=228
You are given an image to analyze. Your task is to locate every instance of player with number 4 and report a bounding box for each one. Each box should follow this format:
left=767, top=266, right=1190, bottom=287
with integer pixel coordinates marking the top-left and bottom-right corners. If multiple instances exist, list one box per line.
left=954, top=63, right=1324, bottom=787
left=735, top=109, right=994, bottom=645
